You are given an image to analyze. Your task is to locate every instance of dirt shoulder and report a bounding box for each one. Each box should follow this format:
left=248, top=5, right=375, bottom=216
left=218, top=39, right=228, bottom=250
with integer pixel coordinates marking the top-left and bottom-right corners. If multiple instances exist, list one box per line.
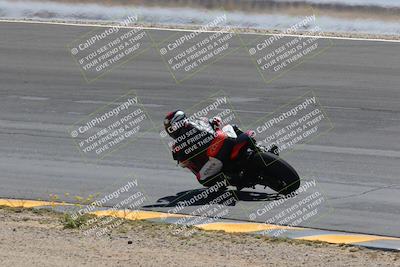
left=0, top=206, right=399, bottom=267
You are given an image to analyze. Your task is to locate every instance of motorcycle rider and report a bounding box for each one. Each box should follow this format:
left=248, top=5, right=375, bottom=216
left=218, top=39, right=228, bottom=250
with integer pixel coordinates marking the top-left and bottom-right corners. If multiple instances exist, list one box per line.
left=163, top=110, right=278, bottom=187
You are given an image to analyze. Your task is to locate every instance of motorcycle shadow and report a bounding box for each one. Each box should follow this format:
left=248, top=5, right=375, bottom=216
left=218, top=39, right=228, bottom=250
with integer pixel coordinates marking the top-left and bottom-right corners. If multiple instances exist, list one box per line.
left=143, top=188, right=283, bottom=208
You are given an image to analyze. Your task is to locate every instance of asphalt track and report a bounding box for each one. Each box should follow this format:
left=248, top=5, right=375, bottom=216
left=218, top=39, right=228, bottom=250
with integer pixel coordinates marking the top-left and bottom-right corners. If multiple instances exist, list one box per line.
left=0, top=21, right=399, bottom=237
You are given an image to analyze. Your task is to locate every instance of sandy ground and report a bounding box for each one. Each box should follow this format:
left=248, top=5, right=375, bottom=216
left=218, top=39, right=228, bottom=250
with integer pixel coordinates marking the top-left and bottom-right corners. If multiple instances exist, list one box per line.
left=0, top=207, right=399, bottom=267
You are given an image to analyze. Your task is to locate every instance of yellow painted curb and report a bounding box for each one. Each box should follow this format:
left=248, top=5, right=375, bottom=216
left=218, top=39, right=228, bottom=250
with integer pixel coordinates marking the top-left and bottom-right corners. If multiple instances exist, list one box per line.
left=196, top=222, right=304, bottom=233
left=0, top=198, right=68, bottom=208
left=91, top=210, right=191, bottom=220
left=297, top=234, right=398, bottom=244
left=1, top=198, right=399, bottom=250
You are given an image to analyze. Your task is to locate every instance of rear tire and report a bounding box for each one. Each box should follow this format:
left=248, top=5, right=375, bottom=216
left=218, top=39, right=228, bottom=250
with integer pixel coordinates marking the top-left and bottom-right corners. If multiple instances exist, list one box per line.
left=249, top=152, right=300, bottom=195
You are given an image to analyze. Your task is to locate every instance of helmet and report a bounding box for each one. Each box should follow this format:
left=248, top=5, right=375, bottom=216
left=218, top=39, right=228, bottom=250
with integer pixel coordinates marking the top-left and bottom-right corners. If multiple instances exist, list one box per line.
left=211, top=116, right=222, bottom=130
left=164, top=110, right=187, bottom=138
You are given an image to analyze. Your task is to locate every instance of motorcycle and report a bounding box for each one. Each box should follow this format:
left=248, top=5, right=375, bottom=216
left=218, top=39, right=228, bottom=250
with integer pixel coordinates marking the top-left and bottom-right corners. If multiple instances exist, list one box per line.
left=182, top=124, right=301, bottom=195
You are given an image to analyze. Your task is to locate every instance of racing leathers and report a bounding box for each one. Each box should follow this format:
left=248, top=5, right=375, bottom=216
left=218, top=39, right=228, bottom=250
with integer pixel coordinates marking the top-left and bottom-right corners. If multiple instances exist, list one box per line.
left=170, top=118, right=254, bottom=187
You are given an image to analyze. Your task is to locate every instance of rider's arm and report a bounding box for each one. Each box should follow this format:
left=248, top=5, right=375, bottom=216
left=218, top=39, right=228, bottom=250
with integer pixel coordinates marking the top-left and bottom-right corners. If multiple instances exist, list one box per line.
left=172, top=146, right=187, bottom=167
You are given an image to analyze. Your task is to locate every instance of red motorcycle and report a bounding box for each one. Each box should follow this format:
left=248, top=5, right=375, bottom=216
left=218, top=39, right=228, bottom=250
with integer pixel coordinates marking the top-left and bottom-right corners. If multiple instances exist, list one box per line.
left=183, top=124, right=301, bottom=195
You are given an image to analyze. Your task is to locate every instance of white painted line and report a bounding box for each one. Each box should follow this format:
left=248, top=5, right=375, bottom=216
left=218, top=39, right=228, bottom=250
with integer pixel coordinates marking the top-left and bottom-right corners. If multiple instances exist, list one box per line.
left=74, top=100, right=110, bottom=105
left=299, top=144, right=400, bottom=158
left=224, top=105, right=360, bottom=114
left=19, top=96, right=49, bottom=101
left=0, top=19, right=400, bottom=43
left=325, top=106, right=361, bottom=110
left=227, top=109, right=273, bottom=115
left=141, top=103, right=164, bottom=108
left=74, top=100, right=164, bottom=108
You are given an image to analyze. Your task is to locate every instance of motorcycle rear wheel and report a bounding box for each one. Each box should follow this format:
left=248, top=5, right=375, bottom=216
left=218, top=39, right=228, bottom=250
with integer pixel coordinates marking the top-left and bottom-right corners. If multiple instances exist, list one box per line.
left=250, top=152, right=301, bottom=195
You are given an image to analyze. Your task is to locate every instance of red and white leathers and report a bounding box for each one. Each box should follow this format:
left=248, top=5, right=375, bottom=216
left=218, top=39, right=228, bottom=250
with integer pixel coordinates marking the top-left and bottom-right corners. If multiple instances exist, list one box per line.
left=171, top=117, right=254, bottom=186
